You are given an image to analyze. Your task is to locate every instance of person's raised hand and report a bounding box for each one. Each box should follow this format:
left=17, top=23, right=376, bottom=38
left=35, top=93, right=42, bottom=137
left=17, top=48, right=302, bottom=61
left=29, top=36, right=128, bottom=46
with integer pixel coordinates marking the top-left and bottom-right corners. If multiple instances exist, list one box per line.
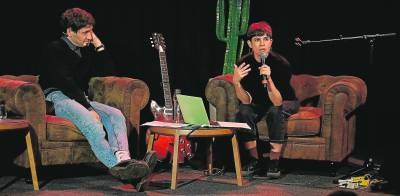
left=233, top=63, right=251, bottom=84
left=90, top=31, right=103, bottom=48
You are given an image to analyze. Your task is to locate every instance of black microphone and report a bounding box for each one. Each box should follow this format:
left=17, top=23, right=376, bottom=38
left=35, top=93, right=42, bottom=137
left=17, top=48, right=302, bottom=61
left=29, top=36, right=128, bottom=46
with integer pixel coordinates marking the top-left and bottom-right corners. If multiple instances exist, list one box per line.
left=260, top=52, right=269, bottom=88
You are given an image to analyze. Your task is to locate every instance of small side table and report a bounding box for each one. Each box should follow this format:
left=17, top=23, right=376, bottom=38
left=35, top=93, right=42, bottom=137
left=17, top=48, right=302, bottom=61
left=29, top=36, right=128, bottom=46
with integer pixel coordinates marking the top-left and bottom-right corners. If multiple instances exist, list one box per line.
left=147, top=126, right=243, bottom=190
left=0, top=119, right=39, bottom=191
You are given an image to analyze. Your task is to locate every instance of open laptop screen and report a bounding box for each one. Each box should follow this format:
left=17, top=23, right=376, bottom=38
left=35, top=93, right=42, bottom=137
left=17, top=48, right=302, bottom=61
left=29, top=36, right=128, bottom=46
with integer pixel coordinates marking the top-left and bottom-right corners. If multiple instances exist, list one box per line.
left=176, top=94, right=210, bottom=125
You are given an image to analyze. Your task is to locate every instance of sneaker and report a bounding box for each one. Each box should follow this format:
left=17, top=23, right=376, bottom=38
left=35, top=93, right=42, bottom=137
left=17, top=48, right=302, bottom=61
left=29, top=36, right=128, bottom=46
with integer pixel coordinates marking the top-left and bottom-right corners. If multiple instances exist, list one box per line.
left=266, top=159, right=281, bottom=179
left=109, top=159, right=150, bottom=181
left=115, top=150, right=131, bottom=163
left=250, top=159, right=268, bottom=179
left=252, top=170, right=268, bottom=179
left=242, top=158, right=261, bottom=176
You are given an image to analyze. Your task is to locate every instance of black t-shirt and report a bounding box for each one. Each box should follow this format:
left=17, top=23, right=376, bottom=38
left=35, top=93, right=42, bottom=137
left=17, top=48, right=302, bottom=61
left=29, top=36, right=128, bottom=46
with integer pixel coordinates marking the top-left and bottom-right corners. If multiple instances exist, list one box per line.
left=237, top=51, right=296, bottom=111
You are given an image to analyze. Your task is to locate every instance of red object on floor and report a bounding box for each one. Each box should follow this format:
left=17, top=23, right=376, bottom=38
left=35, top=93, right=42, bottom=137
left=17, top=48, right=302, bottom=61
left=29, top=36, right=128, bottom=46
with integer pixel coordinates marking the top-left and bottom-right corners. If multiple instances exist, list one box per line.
left=111, top=183, right=136, bottom=192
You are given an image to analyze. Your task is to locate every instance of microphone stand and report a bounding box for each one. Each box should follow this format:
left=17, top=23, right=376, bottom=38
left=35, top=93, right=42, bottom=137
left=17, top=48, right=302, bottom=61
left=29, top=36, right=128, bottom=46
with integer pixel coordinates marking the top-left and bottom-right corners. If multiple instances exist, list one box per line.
left=295, top=33, right=397, bottom=180
left=295, top=33, right=396, bottom=65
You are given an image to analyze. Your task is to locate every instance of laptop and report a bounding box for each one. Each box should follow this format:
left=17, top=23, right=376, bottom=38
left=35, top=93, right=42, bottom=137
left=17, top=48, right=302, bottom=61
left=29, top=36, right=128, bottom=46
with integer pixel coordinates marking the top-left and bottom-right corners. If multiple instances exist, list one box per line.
left=176, top=94, right=251, bottom=130
left=176, top=94, right=210, bottom=125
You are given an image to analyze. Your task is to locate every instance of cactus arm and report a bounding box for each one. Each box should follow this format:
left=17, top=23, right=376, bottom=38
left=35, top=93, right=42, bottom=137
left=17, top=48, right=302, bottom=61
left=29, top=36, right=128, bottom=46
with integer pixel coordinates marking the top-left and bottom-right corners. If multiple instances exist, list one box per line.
left=238, top=0, right=250, bottom=35
left=237, top=0, right=249, bottom=63
left=216, top=0, right=227, bottom=42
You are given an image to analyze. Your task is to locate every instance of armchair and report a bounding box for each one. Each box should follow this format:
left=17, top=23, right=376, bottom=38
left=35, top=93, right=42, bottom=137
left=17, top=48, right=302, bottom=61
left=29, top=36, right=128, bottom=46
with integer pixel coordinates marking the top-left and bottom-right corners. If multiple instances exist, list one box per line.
left=0, top=75, right=149, bottom=168
left=205, top=74, right=367, bottom=163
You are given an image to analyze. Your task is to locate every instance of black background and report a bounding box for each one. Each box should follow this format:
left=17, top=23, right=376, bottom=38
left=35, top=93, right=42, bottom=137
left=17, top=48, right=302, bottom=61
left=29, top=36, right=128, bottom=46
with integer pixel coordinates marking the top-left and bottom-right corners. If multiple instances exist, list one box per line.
left=1, top=0, right=399, bottom=160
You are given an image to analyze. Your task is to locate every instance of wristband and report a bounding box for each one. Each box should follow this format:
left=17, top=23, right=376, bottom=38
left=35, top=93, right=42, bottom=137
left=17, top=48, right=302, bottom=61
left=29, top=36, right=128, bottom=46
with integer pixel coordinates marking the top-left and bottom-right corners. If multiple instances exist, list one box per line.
left=95, top=44, right=105, bottom=52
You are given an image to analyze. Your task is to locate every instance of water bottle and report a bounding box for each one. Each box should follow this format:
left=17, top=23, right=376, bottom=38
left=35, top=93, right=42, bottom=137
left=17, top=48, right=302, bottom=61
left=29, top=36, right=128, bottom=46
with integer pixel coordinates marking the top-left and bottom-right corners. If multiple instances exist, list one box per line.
left=173, top=89, right=182, bottom=123
left=0, top=101, right=7, bottom=119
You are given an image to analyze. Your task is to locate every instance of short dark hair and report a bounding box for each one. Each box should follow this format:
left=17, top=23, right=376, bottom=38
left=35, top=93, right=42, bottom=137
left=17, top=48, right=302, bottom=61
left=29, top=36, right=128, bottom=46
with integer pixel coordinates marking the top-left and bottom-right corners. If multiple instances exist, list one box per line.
left=246, top=29, right=271, bottom=41
left=60, top=8, right=95, bottom=33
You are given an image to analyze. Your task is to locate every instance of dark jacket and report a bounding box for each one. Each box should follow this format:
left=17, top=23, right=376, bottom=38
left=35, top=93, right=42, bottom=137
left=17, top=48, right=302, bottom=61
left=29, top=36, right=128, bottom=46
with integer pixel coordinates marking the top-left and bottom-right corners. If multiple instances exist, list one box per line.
left=40, top=38, right=115, bottom=109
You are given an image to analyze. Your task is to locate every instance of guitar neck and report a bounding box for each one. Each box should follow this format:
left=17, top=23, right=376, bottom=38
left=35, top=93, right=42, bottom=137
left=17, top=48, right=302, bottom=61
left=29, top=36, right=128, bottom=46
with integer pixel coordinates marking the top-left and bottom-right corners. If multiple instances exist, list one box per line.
left=159, top=51, right=173, bottom=109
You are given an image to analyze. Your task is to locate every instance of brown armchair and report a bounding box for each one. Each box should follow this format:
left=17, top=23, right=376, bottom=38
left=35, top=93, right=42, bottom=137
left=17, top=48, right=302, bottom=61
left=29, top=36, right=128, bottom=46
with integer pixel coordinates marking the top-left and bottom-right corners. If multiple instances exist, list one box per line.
left=205, top=74, right=367, bottom=163
left=0, top=75, right=149, bottom=168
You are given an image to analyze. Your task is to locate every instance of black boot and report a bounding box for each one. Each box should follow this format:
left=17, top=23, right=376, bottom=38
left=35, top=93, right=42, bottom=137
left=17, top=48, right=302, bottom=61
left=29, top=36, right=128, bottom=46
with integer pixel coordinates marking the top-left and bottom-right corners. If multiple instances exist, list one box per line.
left=133, top=151, right=158, bottom=192
left=143, top=151, right=158, bottom=173
left=109, top=159, right=149, bottom=181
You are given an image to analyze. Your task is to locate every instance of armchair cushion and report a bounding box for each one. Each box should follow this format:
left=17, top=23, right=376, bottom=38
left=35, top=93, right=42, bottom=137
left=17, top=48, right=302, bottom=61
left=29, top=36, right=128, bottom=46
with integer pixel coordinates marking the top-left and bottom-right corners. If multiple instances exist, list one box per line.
left=46, top=115, right=85, bottom=141
left=287, top=107, right=322, bottom=136
left=214, top=74, right=233, bottom=82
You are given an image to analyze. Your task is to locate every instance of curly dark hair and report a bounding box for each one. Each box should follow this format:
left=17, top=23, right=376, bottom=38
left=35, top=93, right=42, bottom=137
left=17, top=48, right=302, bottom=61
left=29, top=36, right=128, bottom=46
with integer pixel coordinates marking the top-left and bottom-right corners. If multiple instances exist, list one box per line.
left=60, top=8, right=95, bottom=33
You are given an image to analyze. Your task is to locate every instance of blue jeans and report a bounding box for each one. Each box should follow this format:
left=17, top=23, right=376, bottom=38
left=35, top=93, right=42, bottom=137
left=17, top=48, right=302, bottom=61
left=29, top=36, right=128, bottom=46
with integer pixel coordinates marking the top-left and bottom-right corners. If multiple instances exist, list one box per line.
left=46, top=91, right=129, bottom=168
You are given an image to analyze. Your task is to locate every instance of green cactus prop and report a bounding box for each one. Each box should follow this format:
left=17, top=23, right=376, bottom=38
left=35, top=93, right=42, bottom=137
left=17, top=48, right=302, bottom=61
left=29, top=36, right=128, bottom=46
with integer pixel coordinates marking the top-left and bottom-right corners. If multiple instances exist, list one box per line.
left=216, top=0, right=250, bottom=74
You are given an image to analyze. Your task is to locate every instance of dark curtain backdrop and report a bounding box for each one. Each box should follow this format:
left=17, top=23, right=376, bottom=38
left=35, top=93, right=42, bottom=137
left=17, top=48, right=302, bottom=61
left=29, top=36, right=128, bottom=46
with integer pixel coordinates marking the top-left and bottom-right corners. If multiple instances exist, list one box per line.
left=2, top=0, right=399, bottom=159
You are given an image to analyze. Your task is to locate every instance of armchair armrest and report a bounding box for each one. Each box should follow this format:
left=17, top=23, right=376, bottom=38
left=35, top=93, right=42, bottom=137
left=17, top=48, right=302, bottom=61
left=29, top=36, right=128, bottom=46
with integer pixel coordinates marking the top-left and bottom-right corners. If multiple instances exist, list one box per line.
left=319, top=76, right=367, bottom=161
left=205, top=75, right=239, bottom=122
left=88, top=76, right=150, bottom=136
left=0, top=77, right=46, bottom=166
left=322, top=77, right=367, bottom=111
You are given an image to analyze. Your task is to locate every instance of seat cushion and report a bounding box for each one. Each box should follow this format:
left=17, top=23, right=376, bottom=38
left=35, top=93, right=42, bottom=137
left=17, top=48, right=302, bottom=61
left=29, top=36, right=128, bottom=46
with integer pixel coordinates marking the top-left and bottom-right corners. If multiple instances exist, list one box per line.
left=46, top=115, right=86, bottom=141
left=286, top=107, right=322, bottom=136
left=214, top=74, right=233, bottom=83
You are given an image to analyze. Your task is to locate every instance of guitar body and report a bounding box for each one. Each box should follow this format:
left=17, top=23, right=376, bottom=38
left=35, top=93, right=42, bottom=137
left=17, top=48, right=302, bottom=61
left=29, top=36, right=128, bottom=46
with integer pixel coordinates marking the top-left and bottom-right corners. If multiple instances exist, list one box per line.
left=147, top=100, right=193, bottom=163
left=147, top=33, right=193, bottom=163
left=146, top=133, right=192, bottom=164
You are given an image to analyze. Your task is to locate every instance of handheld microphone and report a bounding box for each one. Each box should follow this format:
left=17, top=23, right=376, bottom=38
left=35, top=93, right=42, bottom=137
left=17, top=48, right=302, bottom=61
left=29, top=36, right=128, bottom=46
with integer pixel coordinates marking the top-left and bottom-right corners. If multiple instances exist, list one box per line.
left=260, top=52, right=269, bottom=88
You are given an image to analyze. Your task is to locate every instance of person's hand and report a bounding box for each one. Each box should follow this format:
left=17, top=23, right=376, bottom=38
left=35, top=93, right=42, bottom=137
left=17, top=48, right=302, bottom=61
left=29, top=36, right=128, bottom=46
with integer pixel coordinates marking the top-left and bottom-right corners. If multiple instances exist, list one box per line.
left=90, top=31, right=103, bottom=48
left=233, top=63, right=251, bottom=84
left=89, top=110, right=101, bottom=123
left=258, top=64, right=271, bottom=78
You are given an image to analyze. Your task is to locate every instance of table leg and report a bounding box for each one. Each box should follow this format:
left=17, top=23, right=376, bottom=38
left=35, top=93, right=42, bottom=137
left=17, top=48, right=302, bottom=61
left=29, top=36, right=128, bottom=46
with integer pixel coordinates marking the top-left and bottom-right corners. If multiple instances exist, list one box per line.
left=231, top=134, right=243, bottom=186
left=25, top=130, right=39, bottom=191
left=207, top=139, right=213, bottom=175
left=146, top=133, right=155, bottom=152
left=171, top=133, right=180, bottom=190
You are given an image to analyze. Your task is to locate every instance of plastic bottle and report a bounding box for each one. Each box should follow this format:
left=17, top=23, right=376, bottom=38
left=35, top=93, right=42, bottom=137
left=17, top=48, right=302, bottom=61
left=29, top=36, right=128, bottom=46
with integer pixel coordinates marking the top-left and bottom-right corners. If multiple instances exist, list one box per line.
left=173, top=89, right=182, bottom=123
left=0, top=100, right=7, bottom=119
